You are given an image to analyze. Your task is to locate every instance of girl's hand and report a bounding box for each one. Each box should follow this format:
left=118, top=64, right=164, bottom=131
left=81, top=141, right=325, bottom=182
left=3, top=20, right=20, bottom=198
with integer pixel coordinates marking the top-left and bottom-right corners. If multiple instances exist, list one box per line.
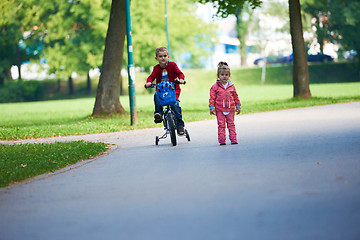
left=236, top=108, right=241, bottom=115
left=210, top=109, right=216, bottom=115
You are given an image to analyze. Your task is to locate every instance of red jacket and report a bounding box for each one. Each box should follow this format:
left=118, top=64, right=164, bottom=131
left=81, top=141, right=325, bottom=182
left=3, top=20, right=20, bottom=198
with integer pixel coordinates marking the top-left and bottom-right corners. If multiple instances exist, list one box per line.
left=209, top=81, right=241, bottom=112
left=147, top=61, right=185, bottom=100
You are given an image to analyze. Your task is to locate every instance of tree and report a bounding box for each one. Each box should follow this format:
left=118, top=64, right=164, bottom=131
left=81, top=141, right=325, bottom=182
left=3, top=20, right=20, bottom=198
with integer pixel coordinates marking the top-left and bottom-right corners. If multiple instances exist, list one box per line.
left=303, top=0, right=360, bottom=65
left=195, top=1, right=262, bottom=67
left=198, top=0, right=312, bottom=99
left=236, top=1, right=290, bottom=67
left=129, top=0, right=215, bottom=71
left=93, top=0, right=215, bottom=115
left=235, top=3, right=254, bottom=66
left=0, top=0, right=43, bottom=84
left=41, top=0, right=110, bottom=95
left=330, top=1, right=360, bottom=67
left=289, top=0, right=311, bottom=98
left=302, top=0, right=329, bottom=54
left=92, top=0, right=126, bottom=116
left=197, top=0, right=262, bottom=18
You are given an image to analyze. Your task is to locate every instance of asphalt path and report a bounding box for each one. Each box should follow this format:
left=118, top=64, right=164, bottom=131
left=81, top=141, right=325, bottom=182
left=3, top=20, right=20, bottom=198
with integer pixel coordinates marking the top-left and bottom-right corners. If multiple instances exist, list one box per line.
left=1, top=102, right=360, bottom=240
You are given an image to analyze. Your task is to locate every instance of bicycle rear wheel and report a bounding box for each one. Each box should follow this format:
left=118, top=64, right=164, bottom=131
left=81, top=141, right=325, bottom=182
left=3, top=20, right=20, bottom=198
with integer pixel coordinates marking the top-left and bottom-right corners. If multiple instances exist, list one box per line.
left=167, top=113, right=177, bottom=146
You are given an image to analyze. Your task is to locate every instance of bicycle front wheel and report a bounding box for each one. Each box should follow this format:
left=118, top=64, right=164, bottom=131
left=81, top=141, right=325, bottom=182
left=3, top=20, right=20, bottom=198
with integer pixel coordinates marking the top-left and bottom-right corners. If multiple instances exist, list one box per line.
left=167, top=113, right=177, bottom=146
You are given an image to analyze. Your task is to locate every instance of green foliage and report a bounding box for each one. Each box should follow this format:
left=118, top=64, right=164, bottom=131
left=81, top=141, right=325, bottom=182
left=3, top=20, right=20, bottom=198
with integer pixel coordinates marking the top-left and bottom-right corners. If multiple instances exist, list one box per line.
left=0, top=141, right=108, bottom=187
left=1, top=82, right=359, bottom=140
left=0, top=62, right=357, bottom=104
left=2, top=0, right=216, bottom=80
left=42, top=0, right=111, bottom=77
left=0, top=0, right=43, bottom=80
left=182, top=62, right=359, bottom=87
left=0, top=80, right=45, bottom=103
left=236, top=2, right=255, bottom=65
left=196, top=0, right=262, bottom=18
left=130, top=0, right=216, bottom=71
left=303, top=0, right=360, bottom=62
left=1, top=63, right=359, bottom=140
left=264, top=1, right=289, bottom=33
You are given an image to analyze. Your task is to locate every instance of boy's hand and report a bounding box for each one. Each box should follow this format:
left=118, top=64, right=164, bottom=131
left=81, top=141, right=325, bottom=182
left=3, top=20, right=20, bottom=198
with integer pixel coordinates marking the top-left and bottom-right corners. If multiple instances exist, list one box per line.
left=236, top=108, right=241, bottom=115
left=178, top=79, right=185, bottom=84
left=210, top=109, right=216, bottom=115
left=145, top=82, right=152, bottom=88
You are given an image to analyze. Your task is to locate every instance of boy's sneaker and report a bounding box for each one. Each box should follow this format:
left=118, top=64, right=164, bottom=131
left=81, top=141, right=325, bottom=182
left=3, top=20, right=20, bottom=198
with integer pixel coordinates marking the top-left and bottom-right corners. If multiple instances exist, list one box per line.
left=154, top=113, right=162, bottom=123
left=177, top=126, right=185, bottom=135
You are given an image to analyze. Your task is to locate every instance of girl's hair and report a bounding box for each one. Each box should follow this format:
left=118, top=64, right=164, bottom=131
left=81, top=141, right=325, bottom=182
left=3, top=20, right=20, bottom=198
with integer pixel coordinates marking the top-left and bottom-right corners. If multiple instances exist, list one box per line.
left=217, top=61, right=230, bottom=75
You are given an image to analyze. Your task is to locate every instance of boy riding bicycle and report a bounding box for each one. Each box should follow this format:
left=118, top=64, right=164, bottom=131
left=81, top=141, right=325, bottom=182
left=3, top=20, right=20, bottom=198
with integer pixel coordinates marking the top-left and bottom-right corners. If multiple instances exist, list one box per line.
left=145, top=47, right=186, bottom=135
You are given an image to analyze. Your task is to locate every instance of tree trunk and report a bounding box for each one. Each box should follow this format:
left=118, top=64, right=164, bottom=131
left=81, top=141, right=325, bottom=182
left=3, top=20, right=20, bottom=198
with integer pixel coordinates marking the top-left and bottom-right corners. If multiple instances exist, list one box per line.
left=119, top=74, right=124, bottom=95
left=0, top=68, right=9, bottom=86
left=92, top=0, right=126, bottom=116
left=240, top=45, right=247, bottom=66
left=87, top=72, right=92, bottom=94
left=57, top=79, right=61, bottom=92
left=236, top=7, right=249, bottom=67
left=289, top=0, right=311, bottom=99
left=237, top=19, right=248, bottom=66
left=17, top=64, right=22, bottom=80
left=15, top=45, right=22, bottom=81
left=68, top=76, right=75, bottom=95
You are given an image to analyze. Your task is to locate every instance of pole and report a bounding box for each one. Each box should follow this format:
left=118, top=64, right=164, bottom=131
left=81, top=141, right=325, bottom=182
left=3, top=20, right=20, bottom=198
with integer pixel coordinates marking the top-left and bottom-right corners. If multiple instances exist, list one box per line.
left=125, top=0, right=137, bottom=125
left=165, top=0, right=170, bottom=57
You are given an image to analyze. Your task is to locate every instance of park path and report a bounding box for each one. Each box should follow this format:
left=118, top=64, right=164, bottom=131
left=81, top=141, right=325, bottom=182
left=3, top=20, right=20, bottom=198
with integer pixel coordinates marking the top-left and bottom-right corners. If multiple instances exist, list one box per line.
left=1, top=102, right=360, bottom=240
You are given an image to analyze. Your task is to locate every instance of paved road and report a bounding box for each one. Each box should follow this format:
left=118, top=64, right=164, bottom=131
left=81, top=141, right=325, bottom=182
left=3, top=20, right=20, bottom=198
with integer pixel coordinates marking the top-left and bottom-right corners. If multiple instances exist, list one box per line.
left=1, top=102, right=360, bottom=240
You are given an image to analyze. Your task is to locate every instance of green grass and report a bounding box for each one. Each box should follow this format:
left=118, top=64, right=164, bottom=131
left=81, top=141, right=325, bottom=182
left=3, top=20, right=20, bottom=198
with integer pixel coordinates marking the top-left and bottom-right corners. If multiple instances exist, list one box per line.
left=1, top=82, right=359, bottom=140
left=1, top=62, right=359, bottom=187
left=0, top=141, right=108, bottom=187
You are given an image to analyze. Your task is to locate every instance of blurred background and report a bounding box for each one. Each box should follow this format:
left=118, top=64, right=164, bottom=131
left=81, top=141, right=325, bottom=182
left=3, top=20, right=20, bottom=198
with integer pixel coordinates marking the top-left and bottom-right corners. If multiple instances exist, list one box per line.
left=0, top=0, right=359, bottom=102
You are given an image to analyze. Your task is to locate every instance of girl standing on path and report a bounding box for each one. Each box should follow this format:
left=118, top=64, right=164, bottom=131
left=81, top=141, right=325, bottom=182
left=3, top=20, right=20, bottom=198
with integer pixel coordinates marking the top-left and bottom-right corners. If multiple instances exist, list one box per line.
left=209, top=62, right=241, bottom=145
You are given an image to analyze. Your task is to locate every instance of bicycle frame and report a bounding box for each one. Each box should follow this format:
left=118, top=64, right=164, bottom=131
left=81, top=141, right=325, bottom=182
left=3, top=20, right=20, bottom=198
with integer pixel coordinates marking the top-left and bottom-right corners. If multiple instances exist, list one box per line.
left=144, top=80, right=190, bottom=146
left=158, top=104, right=177, bottom=145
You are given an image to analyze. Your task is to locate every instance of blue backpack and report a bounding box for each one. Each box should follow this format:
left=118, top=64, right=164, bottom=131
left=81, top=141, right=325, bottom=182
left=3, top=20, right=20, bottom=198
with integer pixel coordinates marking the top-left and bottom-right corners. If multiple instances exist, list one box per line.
left=157, top=80, right=177, bottom=106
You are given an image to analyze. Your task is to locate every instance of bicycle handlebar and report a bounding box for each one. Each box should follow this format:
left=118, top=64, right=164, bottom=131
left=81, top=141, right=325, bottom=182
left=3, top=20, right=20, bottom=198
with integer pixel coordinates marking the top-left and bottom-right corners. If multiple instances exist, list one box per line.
left=175, top=79, right=186, bottom=85
left=144, top=83, right=156, bottom=88
left=144, top=79, right=186, bottom=89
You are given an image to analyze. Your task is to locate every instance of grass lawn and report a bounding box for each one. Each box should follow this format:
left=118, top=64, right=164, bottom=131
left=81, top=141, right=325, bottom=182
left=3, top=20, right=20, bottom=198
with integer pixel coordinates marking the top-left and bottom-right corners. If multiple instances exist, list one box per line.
left=0, top=141, right=108, bottom=188
left=1, top=63, right=359, bottom=187
left=1, top=82, right=359, bottom=140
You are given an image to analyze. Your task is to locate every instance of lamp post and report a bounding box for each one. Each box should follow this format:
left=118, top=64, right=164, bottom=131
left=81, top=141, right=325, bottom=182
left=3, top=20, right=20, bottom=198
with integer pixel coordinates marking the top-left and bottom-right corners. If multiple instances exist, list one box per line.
left=165, top=0, right=170, bottom=56
left=125, top=0, right=137, bottom=125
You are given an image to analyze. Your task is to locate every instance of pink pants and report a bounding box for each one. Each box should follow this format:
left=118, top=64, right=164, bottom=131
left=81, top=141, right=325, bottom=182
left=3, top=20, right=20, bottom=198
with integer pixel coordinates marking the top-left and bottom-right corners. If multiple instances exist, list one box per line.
left=216, top=111, right=237, bottom=143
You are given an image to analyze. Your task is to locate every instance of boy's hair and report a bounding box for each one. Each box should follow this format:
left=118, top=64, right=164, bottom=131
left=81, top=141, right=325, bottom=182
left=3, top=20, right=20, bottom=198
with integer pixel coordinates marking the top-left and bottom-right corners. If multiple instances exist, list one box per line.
left=217, top=61, right=230, bottom=75
left=155, top=47, right=168, bottom=57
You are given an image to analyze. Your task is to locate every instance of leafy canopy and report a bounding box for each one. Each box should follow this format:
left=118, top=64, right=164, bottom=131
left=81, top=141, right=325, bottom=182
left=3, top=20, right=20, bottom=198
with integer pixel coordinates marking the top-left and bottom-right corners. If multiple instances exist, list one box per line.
left=129, top=0, right=216, bottom=70
left=303, top=0, right=360, bottom=62
left=0, top=0, right=43, bottom=79
left=196, top=0, right=262, bottom=17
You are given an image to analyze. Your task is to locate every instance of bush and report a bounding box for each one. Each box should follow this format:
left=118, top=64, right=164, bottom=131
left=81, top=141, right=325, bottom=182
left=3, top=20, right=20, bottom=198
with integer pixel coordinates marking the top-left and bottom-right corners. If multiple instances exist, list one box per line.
left=0, top=80, right=45, bottom=103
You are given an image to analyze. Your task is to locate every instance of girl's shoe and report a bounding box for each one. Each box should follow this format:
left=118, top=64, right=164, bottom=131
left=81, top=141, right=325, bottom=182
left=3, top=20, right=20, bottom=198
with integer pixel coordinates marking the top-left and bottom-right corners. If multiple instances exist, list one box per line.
left=220, top=143, right=226, bottom=145
left=231, top=142, right=238, bottom=145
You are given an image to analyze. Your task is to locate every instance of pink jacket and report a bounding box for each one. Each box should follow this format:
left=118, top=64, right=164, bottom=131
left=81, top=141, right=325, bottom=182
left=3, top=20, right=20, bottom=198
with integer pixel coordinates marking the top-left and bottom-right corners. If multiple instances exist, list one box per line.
left=209, top=81, right=241, bottom=112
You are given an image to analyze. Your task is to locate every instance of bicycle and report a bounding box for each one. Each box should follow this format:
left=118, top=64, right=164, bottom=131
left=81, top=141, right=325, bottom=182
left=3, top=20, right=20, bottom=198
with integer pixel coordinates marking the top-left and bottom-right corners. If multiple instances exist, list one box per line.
left=145, top=80, right=190, bottom=146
